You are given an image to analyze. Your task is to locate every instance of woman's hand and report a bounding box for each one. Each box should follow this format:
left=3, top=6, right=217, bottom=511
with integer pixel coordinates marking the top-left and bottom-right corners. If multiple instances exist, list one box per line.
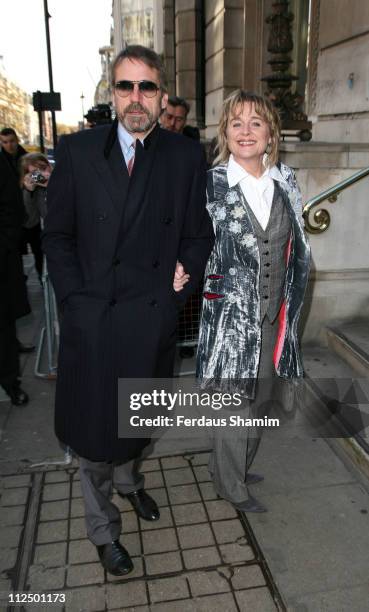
left=23, top=172, right=37, bottom=192
left=24, top=165, right=52, bottom=190
left=173, top=261, right=190, bottom=292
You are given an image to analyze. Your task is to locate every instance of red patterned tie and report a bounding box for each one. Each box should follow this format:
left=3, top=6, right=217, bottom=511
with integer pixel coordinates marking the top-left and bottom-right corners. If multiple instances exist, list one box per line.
left=127, top=142, right=135, bottom=176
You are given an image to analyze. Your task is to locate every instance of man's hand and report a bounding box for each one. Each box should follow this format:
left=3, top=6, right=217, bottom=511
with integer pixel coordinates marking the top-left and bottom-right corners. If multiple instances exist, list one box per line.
left=173, top=261, right=190, bottom=292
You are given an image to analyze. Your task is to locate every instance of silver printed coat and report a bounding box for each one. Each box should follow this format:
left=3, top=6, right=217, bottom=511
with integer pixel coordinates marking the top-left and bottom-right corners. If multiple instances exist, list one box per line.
left=196, top=161, right=311, bottom=398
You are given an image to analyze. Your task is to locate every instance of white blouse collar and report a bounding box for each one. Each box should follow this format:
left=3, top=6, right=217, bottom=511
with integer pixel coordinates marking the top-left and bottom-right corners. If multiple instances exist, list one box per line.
left=226, top=154, right=287, bottom=188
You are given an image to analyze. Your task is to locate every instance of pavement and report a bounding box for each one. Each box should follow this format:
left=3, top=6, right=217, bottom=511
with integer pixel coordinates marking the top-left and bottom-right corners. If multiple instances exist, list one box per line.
left=0, top=261, right=369, bottom=612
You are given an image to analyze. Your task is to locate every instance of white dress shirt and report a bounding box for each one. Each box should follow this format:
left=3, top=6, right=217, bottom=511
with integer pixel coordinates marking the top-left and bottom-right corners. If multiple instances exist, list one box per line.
left=117, top=123, right=144, bottom=167
left=226, top=154, right=286, bottom=230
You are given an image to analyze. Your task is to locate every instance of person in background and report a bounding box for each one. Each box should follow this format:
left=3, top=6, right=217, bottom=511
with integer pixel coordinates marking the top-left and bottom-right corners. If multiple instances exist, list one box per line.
left=196, top=90, right=310, bottom=513
left=0, top=128, right=35, bottom=353
left=160, top=95, right=190, bottom=134
left=0, top=127, right=27, bottom=171
left=19, top=153, right=52, bottom=281
left=0, top=129, right=30, bottom=405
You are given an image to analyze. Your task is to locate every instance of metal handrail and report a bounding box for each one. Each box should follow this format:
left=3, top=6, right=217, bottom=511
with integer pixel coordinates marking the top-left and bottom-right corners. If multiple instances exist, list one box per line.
left=303, top=166, right=369, bottom=234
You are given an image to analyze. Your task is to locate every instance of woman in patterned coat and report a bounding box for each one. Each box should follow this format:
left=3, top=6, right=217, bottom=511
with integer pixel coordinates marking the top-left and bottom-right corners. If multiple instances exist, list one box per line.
left=197, top=90, right=310, bottom=512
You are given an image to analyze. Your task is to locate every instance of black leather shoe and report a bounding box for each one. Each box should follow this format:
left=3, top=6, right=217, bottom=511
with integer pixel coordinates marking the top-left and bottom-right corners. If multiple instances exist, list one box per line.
left=3, top=384, right=29, bottom=406
left=245, top=473, right=264, bottom=485
left=124, top=489, right=160, bottom=521
left=97, top=540, right=133, bottom=576
left=17, top=341, right=35, bottom=353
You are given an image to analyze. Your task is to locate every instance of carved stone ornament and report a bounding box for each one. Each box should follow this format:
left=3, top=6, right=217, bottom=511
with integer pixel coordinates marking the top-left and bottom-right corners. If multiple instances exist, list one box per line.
left=261, top=0, right=312, bottom=141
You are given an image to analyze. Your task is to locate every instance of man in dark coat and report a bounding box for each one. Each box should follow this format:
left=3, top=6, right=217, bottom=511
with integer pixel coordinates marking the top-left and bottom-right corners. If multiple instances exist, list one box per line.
left=43, top=45, right=213, bottom=576
left=0, top=128, right=30, bottom=405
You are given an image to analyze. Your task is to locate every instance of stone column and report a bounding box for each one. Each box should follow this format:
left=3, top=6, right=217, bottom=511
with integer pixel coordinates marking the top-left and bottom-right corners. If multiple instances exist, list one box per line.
left=205, top=0, right=244, bottom=138
left=163, top=0, right=176, bottom=95
left=242, top=0, right=265, bottom=93
left=175, top=0, right=204, bottom=127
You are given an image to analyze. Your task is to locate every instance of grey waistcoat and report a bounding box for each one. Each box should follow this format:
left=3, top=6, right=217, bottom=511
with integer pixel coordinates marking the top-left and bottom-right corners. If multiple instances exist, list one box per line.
left=245, top=182, right=291, bottom=322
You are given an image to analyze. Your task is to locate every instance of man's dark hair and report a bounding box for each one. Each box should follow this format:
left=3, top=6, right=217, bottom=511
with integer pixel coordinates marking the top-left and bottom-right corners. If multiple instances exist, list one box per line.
left=111, top=45, right=168, bottom=92
left=167, top=96, right=190, bottom=115
left=0, top=127, right=18, bottom=138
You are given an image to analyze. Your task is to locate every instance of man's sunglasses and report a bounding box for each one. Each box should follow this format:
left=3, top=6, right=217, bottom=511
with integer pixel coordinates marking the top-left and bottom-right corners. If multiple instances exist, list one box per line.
left=114, top=80, right=160, bottom=98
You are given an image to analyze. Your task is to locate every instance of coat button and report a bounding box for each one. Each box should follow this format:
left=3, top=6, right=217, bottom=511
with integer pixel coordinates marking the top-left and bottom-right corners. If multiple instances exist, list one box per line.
left=152, top=260, right=160, bottom=268
left=263, top=251, right=270, bottom=256
left=98, top=212, right=107, bottom=221
left=263, top=295, right=269, bottom=299
left=264, top=262, right=271, bottom=267
left=113, top=258, right=120, bottom=266
left=263, top=239, right=269, bottom=244
left=265, top=273, right=270, bottom=278
left=109, top=299, right=117, bottom=306
left=149, top=299, right=158, bottom=306
left=163, top=217, right=172, bottom=225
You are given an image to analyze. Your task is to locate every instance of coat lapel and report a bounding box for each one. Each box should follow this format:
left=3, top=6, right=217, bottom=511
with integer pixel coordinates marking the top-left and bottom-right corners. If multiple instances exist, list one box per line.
left=91, top=137, right=129, bottom=217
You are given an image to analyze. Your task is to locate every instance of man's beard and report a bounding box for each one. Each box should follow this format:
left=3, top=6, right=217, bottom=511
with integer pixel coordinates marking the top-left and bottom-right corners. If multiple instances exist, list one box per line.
left=118, top=102, right=157, bottom=134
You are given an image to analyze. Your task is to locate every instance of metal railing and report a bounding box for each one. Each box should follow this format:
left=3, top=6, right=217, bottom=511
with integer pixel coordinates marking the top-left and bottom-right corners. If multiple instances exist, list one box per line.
left=34, top=257, right=59, bottom=379
left=303, top=166, right=369, bottom=234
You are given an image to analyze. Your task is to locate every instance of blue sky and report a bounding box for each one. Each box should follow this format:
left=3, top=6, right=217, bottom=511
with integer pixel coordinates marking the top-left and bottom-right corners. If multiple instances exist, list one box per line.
left=2, top=0, right=112, bottom=125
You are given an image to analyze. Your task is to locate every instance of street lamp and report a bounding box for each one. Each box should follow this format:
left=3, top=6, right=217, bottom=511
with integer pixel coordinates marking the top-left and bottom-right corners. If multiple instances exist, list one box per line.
left=43, top=0, right=58, bottom=149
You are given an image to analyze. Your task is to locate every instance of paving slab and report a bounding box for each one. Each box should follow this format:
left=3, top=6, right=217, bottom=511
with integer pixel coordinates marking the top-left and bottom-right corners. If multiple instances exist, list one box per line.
left=288, top=583, right=369, bottom=612
left=248, top=432, right=369, bottom=609
left=0, top=458, right=282, bottom=611
left=249, top=436, right=358, bottom=496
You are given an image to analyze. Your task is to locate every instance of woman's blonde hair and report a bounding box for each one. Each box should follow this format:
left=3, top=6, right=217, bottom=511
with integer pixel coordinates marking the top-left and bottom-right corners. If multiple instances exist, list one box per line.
left=214, top=90, right=281, bottom=167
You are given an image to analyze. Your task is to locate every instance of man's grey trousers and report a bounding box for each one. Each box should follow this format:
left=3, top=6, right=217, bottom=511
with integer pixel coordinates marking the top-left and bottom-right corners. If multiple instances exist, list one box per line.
left=79, top=458, right=144, bottom=545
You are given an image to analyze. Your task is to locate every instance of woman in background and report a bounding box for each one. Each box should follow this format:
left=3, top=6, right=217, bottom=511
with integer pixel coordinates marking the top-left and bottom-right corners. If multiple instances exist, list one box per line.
left=197, top=90, right=310, bottom=512
left=19, top=153, right=52, bottom=281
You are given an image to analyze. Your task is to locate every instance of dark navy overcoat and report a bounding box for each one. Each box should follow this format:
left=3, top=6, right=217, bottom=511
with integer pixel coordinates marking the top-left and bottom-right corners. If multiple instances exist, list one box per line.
left=43, top=121, right=213, bottom=461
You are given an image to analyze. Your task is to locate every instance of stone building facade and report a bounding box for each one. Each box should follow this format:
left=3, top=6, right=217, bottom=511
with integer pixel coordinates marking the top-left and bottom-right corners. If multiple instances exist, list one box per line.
left=163, top=0, right=311, bottom=137
left=0, top=67, right=34, bottom=143
left=308, top=0, right=369, bottom=143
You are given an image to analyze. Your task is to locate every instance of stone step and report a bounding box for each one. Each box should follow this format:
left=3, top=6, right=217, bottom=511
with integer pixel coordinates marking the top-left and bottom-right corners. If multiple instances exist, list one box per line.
left=302, top=345, right=369, bottom=483
left=326, top=320, right=369, bottom=377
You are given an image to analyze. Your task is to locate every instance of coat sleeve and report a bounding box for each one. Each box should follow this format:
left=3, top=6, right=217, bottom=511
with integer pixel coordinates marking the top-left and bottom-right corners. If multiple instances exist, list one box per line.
left=177, top=147, right=214, bottom=302
left=42, top=136, right=83, bottom=304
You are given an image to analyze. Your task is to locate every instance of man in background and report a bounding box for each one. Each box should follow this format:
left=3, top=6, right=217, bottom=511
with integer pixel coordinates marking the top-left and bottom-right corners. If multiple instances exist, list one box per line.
left=0, top=128, right=27, bottom=169
left=160, top=95, right=189, bottom=133
left=0, top=128, right=30, bottom=405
